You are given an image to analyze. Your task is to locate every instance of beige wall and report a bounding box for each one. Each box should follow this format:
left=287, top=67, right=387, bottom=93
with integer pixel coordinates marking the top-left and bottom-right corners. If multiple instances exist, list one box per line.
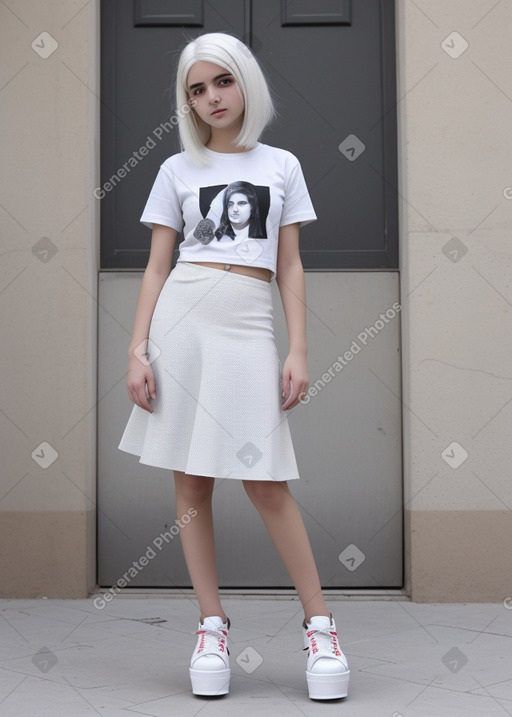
left=1, top=0, right=510, bottom=600
left=396, top=0, right=512, bottom=600
left=0, top=0, right=99, bottom=597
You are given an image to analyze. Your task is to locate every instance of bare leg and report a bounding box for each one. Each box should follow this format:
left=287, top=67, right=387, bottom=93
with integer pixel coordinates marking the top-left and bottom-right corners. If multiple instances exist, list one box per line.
left=174, top=470, right=227, bottom=623
left=243, top=480, right=330, bottom=622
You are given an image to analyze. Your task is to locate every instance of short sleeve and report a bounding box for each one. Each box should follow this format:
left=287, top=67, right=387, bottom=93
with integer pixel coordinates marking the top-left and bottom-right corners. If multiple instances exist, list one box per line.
left=140, top=162, right=184, bottom=232
left=280, top=157, right=317, bottom=228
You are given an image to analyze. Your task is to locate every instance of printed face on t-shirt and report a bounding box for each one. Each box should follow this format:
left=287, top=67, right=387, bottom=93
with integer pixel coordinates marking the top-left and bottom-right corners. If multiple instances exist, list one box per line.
left=193, top=181, right=270, bottom=244
left=227, top=193, right=251, bottom=229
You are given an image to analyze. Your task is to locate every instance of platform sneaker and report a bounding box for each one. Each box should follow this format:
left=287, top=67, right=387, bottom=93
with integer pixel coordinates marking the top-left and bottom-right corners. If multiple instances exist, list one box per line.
left=302, top=614, right=350, bottom=699
left=189, top=615, right=231, bottom=696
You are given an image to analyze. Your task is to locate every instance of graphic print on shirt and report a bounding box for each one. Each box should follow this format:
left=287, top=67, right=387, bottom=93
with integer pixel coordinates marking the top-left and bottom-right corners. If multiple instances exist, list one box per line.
left=193, top=181, right=270, bottom=248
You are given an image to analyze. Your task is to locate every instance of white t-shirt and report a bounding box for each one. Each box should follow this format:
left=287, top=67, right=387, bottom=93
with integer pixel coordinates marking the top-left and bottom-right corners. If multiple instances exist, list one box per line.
left=140, top=142, right=317, bottom=280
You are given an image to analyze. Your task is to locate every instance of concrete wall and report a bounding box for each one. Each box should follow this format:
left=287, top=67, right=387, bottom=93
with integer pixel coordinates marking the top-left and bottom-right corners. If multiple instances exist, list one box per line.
left=0, top=0, right=510, bottom=600
left=0, top=0, right=99, bottom=597
left=396, top=0, right=512, bottom=600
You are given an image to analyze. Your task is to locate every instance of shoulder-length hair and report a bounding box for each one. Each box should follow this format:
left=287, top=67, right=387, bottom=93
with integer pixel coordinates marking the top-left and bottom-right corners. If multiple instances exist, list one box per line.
left=215, top=181, right=264, bottom=240
left=175, top=32, right=276, bottom=167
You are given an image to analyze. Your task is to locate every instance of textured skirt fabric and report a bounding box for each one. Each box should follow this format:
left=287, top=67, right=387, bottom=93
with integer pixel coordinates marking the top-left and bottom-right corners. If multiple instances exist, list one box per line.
left=118, top=261, right=300, bottom=481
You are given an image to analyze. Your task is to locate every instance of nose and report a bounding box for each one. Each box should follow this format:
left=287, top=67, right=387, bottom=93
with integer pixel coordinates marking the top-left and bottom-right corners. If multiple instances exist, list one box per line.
left=207, top=86, right=220, bottom=103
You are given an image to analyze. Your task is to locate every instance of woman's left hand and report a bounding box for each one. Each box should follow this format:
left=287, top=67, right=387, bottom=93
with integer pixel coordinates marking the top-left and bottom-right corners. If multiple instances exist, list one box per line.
left=281, top=352, right=309, bottom=410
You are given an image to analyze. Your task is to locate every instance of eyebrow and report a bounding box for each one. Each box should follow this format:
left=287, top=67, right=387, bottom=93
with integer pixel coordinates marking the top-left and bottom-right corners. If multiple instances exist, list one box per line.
left=188, top=72, right=232, bottom=91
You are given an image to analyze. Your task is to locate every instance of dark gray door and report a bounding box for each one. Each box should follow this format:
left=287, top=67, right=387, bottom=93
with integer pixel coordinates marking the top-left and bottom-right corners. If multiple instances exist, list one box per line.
left=100, top=0, right=397, bottom=270
left=98, top=0, right=402, bottom=591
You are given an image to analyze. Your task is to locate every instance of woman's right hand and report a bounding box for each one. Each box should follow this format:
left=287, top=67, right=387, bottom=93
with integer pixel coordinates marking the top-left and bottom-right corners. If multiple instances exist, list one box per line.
left=126, top=355, right=156, bottom=413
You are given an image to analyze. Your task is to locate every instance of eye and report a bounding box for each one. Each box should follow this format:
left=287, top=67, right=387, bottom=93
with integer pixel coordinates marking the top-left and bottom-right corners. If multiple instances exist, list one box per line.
left=219, top=77, right=233, bottom=87
left=192, top=88, right=203, bottom=96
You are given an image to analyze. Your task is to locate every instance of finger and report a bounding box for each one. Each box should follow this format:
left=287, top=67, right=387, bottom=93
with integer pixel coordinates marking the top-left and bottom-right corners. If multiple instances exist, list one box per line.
left=281, top=380, right=294, bottom=410
left=283, top=380, right=308, bottom=410
left=136, top=384, right=154, bottom=413
left=287, top=395, right=302, bottom=410
left=147, top=372, right=157, bottom=400
left=281, top=373, right=289, bottom=400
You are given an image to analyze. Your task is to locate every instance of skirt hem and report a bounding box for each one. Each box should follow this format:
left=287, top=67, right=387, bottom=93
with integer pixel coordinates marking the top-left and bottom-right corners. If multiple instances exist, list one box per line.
left=117, top=444, right=299, bottom=481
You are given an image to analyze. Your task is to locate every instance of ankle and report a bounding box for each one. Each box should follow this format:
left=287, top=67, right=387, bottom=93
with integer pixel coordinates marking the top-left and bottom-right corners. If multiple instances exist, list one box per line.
left=200, top=613, right=228, bottom=624
left=304, top=610, right=331, bottom=623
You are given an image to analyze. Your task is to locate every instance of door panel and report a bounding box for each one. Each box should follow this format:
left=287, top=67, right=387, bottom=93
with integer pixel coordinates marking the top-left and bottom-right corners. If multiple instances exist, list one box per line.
left=98, top=271, right=402, bottom=588
left=97, top=0, right=402, bottom=589
left=253, top=0, right=398, bottom=269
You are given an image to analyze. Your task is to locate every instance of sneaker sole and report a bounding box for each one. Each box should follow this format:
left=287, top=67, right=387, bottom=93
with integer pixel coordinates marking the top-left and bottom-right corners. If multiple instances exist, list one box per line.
left=306, top=669, right=350, bottom=700
left=189, top=667, right=231, bottom=696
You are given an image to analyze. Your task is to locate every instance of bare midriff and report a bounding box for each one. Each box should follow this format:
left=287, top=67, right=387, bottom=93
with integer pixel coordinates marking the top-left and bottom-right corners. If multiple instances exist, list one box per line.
left=188, top=261, right=271, bottom=283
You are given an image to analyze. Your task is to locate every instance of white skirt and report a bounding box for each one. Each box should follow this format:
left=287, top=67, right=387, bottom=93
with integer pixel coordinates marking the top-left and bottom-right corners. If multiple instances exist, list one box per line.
left=118, top=261, right=300, bottom=481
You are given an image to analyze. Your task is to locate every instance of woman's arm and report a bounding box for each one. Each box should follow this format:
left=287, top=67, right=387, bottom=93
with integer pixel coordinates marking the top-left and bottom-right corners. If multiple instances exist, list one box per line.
left=126, top=224, right=177, bottom=412
left=275, top=222, right=309, bottom=410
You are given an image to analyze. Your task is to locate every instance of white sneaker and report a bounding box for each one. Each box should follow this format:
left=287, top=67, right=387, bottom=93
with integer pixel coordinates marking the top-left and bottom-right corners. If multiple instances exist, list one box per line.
left=302, top=614, right=350, bottom=699
left=189, top=616, right=231, bottom=696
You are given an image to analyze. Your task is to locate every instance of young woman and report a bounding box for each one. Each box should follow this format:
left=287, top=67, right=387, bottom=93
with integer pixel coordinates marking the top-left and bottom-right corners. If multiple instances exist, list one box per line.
left=118, top=32, right=350, bottom=701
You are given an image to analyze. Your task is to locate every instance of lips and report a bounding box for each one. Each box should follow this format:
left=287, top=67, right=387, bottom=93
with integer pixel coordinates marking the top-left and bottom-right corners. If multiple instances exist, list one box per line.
left=211, top=108, right=227, bottom=116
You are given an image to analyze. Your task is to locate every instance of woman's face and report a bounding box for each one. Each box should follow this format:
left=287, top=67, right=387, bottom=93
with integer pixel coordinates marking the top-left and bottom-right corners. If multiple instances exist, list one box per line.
left=227, top=193, right=251, bottom=228
left=186, top=61, right=244, bottom=131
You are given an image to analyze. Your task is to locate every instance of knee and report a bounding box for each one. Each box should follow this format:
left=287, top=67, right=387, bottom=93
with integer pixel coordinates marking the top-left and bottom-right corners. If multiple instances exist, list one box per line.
left=174, top=472, right=214, bottom=505
left=243, top=480, right=290, bottom=513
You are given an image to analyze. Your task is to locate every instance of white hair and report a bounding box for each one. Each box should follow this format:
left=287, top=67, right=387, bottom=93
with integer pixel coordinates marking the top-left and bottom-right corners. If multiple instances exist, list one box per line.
left=175, top=33, right=276, bottom=167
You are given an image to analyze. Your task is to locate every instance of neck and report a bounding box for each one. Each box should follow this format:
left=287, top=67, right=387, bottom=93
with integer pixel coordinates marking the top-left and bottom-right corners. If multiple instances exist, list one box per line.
left=206, top=123, right=248, bottom=154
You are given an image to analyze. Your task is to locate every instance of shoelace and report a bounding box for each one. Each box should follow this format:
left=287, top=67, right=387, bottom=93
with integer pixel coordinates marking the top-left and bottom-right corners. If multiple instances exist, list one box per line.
left=304, top=627, right=342, bottom=657
left=195, top=626, right=230, bottom=656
